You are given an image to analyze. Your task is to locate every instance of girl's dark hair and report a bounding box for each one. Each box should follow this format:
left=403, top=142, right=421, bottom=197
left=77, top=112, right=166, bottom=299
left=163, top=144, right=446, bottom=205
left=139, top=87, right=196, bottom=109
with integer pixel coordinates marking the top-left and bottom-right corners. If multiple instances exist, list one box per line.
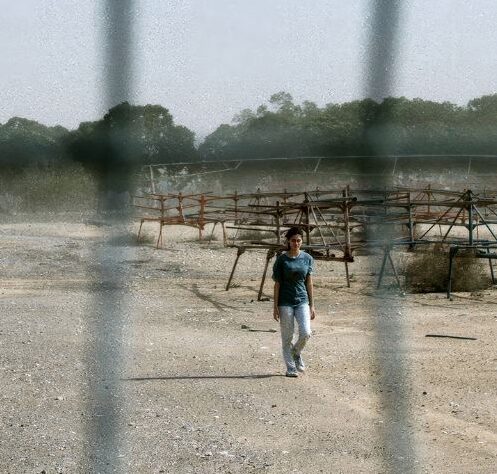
left=285, top=226, right=303, bottom=240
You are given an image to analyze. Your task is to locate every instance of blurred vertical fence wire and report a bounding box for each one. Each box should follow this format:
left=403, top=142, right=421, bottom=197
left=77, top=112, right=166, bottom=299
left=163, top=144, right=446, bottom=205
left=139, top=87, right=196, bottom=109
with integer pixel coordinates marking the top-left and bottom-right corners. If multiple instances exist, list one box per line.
left=361, top=1, right=417, bottom=472
left=83, top=1, right=135, bottom=472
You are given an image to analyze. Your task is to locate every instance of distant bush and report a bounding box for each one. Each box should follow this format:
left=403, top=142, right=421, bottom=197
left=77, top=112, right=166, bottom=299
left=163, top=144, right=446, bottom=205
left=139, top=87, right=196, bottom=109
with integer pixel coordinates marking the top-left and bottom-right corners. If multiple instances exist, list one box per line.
left=237, top=229, right=277, bottom=241
left=0, top=164, right=98, bottom=214
left=404, top=244, right=492, bottom=293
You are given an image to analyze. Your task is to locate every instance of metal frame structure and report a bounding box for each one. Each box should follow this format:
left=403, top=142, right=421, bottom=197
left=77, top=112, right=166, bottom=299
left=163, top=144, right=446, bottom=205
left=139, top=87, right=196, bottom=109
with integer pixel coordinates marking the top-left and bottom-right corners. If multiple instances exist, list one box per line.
left=135, top=186, right=497, bottom=298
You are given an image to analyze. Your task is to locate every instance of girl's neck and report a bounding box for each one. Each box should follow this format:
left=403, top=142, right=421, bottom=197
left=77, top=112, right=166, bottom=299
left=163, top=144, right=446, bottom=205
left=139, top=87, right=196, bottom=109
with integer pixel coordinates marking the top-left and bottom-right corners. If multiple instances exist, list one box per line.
left=288, top=249, right=300, bottom=257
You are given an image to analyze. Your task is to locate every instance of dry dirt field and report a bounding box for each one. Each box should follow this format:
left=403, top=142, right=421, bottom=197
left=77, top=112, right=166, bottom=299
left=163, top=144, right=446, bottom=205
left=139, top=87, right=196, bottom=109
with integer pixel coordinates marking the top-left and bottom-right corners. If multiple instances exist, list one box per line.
left=1, top=217, right=497, bottom=473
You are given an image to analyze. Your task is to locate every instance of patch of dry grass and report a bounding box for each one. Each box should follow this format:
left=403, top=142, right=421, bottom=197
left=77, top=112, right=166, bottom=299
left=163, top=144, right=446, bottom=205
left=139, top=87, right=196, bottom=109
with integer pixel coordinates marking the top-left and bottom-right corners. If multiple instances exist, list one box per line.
left=237, top=229, right=277, bottom=241
left=403, top=244, right=492, bottom=293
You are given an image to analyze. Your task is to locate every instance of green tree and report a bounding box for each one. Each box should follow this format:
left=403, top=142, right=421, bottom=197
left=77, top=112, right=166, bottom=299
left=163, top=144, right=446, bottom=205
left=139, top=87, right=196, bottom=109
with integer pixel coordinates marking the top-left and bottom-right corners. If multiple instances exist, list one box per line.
left=66, top=102, right=197, bottom=174
left=0, top=117, right=69, bottom=168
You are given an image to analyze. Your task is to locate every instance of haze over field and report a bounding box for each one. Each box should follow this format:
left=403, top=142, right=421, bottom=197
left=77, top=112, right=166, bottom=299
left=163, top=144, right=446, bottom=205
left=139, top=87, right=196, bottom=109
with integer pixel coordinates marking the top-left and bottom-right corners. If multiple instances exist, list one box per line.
left=2, top=0, right=497, bottom=138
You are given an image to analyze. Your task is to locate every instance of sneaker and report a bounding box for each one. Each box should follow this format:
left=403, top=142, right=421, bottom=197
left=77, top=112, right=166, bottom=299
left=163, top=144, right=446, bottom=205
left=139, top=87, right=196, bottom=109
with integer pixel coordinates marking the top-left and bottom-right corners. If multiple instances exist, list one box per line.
left=285, top=369, right=298, bottom=378
left=292, top=351, right=305, bottom=372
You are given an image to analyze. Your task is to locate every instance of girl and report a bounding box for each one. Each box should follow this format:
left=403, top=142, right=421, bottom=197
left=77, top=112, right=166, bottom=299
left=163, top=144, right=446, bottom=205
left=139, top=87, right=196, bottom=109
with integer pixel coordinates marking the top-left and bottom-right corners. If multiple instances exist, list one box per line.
left=272, top=227, right=316, bottom=377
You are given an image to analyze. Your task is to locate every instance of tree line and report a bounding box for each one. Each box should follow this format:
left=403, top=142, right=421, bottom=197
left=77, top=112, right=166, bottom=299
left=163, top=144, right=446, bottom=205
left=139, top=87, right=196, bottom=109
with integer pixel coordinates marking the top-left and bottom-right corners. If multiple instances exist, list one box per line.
left=199, top=92, right=497, bottom=160
left=2, top=93, right=497, bottom=174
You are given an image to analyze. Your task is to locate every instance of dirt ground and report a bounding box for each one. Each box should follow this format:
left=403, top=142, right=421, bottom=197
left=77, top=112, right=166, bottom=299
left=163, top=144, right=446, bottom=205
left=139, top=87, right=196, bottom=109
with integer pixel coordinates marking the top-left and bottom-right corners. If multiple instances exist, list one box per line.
left=1, top=217, right=497, bottom=473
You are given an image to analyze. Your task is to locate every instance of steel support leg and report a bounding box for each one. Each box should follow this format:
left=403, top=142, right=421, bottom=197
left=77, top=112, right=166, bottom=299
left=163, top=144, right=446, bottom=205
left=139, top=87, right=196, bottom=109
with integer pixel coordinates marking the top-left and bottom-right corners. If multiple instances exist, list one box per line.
left=377, top=246, right=389, bottom=289
left=258, top=249, right=275, bottom=301
left=487, top=247, right=495, bottom=284
left=447, top=247, right=458, bottom=299
left=137, top=219, right=144, bottom=243
left=387, top=250, right=402, bottom=290
left=344, top=261, right=351, bottom=288
left=226, top=247, right=245, bottom=291
left=156, top=222, right=164, bottom=249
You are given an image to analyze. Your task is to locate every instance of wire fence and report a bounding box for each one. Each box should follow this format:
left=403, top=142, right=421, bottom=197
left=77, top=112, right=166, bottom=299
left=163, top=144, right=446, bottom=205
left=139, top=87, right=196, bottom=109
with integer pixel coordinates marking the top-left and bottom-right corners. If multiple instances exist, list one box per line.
left=85, top=1, right=419, bottom=472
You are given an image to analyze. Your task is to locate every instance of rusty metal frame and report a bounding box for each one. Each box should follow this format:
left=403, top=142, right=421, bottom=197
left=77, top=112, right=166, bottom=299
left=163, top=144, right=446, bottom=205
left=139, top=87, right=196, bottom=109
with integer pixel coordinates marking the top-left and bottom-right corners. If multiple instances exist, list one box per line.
left=134, top=186, right=497, bottom=296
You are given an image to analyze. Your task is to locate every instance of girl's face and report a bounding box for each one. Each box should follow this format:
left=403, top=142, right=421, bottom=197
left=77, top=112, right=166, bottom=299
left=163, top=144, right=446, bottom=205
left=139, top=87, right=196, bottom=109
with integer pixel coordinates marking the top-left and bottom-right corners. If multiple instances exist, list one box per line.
left=288, top=234, right=303, bottom=251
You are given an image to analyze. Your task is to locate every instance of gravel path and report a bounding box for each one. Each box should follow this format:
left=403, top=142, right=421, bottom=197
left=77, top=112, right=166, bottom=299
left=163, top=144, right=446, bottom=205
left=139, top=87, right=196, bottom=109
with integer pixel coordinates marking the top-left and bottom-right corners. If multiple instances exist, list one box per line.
left=1, top=219, right=496, bottom=473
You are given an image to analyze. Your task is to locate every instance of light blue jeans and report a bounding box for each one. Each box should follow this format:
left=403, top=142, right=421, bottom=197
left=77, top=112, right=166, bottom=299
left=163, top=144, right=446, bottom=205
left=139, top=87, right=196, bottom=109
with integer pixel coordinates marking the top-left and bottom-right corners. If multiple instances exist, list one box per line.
left=279, top=304, right=312, bottom=371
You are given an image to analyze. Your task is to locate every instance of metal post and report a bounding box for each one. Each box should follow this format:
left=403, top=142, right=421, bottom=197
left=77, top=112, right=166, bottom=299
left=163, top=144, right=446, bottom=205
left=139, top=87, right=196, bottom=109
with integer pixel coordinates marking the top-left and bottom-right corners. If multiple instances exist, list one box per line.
left=387, top=249, right=402, bottom=290
left=137, top=219, right=144, bottom=242
left=467, top=190, right=474, bottom=246
left=221, top=221, right=227, bottom=246
left=343, top=187, right=352, bottom=261
left=377, top=246, right=389, bottom=289
left=258, top=249, right=275, bottom=301
left=303, top=193, right=311, bottom=245
left=344, top=260, right=351, bottom=288
left=487, top=247, right=495, bottom=284
left=226, top=247, right=245, bottom=290
left=177, top=192, right=185, bottom=223
left=158, top=195, right=165, bottom=248
left=198, top=194, right=206, bottom=240
left=407, top=192, right=415, bottom=250
left=234, top=190, right=239, bottom=224
left=447, top=247, right=458, bottom=299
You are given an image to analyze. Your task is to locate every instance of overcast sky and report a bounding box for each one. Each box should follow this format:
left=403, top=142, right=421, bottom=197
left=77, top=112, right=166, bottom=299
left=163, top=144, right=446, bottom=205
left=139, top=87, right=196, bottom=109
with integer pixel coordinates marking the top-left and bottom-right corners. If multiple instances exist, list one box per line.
left=1, top=0, right=497, bottom=139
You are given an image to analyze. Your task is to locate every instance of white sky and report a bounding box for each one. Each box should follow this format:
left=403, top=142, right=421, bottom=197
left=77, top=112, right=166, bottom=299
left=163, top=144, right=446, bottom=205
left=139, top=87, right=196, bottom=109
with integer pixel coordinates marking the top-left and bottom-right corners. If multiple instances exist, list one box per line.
left=1, top=0, right=497, bottom=139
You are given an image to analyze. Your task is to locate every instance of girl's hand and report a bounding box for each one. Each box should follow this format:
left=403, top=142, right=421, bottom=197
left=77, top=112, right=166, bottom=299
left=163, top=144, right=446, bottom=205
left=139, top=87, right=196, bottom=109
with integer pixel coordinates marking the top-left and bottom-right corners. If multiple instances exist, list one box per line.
left=273, top=307, right=280, bottom=322
left=310, top=306, right=316, bottom=320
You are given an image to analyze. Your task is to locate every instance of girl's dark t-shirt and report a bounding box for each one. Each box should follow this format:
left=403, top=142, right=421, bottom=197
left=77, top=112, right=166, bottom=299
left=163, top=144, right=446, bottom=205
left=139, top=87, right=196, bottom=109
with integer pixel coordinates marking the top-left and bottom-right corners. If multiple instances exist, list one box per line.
left=272, top=251, right=314, bottom=307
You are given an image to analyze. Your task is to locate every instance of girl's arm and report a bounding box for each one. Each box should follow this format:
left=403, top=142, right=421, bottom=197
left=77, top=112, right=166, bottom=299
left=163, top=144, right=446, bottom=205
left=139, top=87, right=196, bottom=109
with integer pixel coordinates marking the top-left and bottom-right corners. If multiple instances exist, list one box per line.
left=273, top=282, right=280, bottom=321
left=306, top=274, right=316, bottom=320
